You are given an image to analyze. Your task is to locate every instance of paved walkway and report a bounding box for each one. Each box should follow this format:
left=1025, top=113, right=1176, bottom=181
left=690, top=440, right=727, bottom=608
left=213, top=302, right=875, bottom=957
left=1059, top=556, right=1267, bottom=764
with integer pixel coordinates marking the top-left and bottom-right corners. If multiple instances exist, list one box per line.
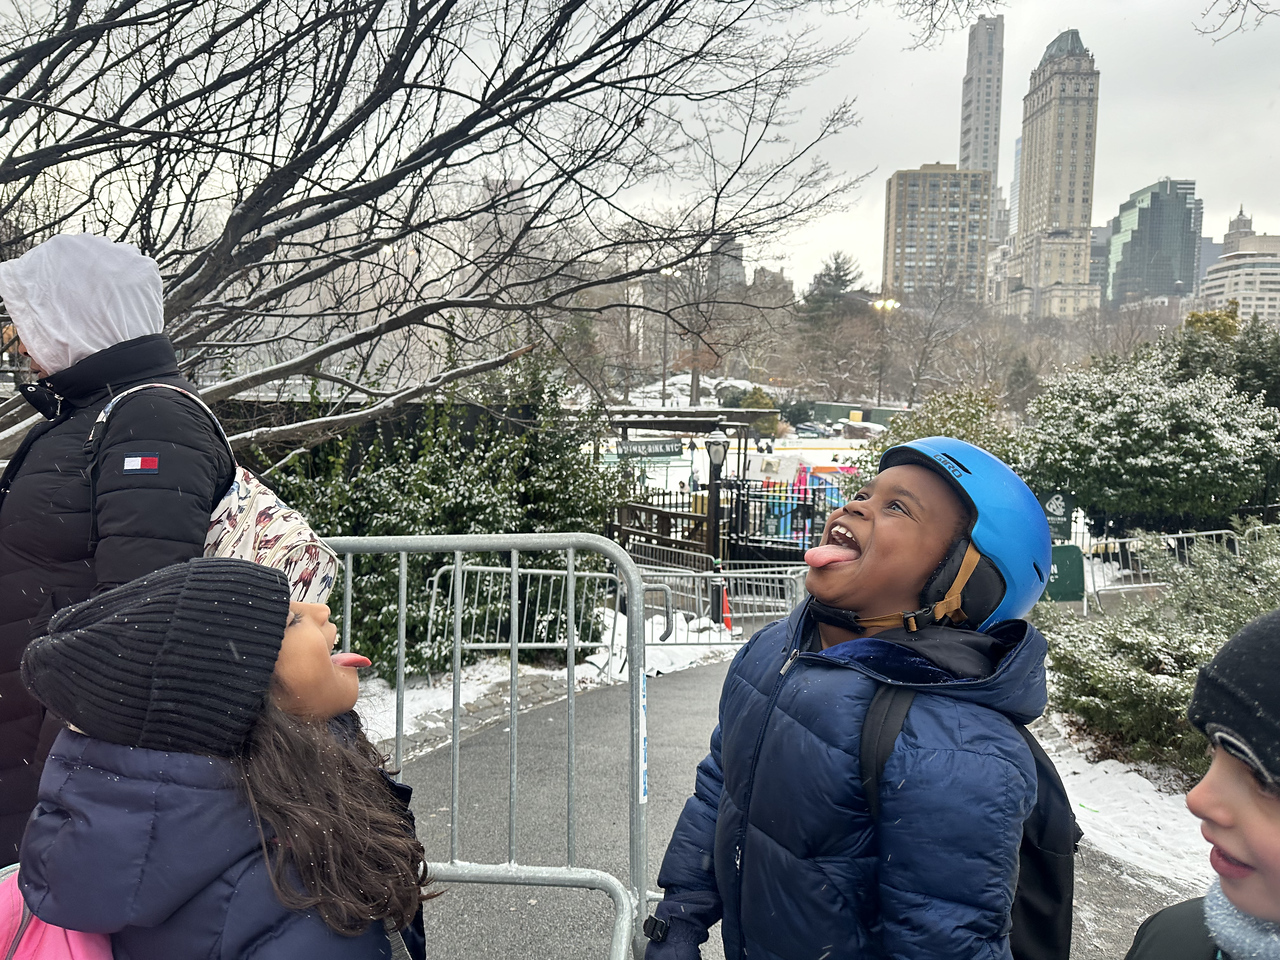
left=398, top=659, right=1201, bottom=959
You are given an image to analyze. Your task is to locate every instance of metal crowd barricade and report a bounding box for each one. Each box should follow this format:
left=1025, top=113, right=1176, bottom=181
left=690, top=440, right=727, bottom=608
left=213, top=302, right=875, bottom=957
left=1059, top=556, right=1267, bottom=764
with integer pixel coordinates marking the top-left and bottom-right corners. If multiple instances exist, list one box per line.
left=638, top=564, right=806, bottom=643
left=325, top=534, right=652, bottom=960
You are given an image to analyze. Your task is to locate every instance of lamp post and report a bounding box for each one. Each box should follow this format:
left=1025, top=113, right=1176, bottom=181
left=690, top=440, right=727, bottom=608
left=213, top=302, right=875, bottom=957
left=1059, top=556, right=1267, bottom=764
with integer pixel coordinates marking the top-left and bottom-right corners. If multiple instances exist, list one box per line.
left=659, top=267, right=681, bottom=408
left=870, top=298, right=900, bottom=405
left=705, top=427, right=730, bottom=625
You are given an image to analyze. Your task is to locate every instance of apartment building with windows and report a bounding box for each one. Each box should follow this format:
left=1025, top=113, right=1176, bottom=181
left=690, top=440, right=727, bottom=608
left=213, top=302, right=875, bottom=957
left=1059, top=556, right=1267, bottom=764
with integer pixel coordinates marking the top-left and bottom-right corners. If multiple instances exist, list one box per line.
left=882, top=164, right=992, bottom=299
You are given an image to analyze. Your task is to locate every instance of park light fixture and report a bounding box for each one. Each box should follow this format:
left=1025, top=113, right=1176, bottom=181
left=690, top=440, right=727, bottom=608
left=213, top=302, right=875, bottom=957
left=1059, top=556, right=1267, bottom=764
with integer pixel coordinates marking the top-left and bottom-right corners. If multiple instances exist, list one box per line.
left=872, top=298, right=901, bottom=310
left=705, top=428, right=730, bottom=468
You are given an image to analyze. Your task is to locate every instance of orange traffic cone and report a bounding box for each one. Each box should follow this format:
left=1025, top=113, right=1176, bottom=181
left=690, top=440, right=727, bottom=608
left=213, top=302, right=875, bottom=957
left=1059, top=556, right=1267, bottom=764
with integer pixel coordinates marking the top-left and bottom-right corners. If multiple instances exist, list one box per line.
left=721, top=589, right=733, bottom=632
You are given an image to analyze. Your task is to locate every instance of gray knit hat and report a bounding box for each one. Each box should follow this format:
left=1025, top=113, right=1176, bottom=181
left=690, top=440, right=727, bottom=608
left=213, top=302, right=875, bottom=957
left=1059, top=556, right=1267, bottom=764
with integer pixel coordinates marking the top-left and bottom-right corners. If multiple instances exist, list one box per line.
left=21, top=558, right=290, bottom=757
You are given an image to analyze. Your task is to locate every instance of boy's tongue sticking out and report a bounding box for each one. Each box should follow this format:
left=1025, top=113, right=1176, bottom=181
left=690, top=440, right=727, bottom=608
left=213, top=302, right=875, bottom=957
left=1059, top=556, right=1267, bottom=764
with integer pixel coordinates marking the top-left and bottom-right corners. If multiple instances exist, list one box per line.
left=805, top=523, right=862, bottom=568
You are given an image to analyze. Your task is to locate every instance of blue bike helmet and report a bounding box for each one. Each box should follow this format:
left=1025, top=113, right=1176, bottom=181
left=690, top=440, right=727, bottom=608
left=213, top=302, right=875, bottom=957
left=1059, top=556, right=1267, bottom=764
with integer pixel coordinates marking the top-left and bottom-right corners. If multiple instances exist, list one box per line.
left=879, top=436, right=1051, bottom=632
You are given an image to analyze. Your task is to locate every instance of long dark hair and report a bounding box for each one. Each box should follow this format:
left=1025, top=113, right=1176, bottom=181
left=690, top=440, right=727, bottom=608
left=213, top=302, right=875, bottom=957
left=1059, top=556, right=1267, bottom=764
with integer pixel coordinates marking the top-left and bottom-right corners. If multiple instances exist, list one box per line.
left=234, top=700, right=431, bottom=934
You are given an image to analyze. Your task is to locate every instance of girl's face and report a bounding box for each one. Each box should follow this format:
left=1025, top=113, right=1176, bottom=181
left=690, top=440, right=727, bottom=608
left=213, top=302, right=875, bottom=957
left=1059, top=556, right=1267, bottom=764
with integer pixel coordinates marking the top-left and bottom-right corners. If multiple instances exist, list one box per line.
left=272, top=602, right=369, bottom=719
left=1187, top=745, right=1280, bottom=921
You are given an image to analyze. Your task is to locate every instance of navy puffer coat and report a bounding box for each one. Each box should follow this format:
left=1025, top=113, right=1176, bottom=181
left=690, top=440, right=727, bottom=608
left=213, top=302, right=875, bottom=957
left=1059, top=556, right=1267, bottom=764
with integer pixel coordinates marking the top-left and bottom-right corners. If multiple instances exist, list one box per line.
left=19, top=730, right=395, bottom=959
left=648, top=598, right=1047, bottom=960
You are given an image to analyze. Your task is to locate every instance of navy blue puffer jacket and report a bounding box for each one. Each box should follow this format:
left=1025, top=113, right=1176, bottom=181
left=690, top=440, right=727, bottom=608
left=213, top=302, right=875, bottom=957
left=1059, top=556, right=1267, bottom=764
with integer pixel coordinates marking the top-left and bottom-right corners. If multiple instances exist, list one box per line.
left=648, top=598, right=1047, bottom=960
left=19, top=730, right=395, bottom=959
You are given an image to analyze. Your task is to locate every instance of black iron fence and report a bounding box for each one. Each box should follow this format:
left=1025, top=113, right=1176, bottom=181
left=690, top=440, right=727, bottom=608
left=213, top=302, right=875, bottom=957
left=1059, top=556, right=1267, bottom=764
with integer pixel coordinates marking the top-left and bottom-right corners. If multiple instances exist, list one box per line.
left=610, top=478, right=846, bottom=565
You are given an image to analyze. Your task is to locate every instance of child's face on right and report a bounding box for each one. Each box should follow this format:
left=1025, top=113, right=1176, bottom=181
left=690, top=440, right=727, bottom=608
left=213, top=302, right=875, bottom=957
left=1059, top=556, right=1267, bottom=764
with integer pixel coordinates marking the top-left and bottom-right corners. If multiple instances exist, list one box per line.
left=1187, top=745, right=1280, bottom=921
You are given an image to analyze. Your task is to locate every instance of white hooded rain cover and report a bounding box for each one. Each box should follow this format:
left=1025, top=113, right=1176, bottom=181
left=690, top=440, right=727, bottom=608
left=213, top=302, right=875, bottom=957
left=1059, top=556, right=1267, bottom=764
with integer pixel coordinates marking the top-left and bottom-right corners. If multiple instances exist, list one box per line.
left=0, top=234, right=164, bottom=377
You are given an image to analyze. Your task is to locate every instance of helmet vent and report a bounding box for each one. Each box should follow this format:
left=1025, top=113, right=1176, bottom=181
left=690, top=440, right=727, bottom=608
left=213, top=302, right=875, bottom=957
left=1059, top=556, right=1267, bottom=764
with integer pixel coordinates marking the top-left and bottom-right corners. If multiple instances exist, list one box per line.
left=943, top=454, right=971, bottom=474
left=1032, top=561, right=1045, bottom=583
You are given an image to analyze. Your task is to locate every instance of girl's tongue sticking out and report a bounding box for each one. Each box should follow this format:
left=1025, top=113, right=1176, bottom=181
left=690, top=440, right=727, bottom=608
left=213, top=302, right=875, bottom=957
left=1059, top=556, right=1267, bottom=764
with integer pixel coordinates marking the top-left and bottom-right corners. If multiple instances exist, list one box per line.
left=330, top=652, right=371, bottom=668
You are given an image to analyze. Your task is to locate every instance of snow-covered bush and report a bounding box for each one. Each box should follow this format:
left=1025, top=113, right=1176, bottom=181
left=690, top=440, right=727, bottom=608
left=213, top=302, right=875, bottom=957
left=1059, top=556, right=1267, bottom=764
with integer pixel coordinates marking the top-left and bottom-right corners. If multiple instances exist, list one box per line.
left=1041, top=526, right=1280, bottom=776
left=842, top=387, right=1025, bottom=492
left=274, top=368, right=625, bottom=675
left=1022, top=351, right=1280, bottom=534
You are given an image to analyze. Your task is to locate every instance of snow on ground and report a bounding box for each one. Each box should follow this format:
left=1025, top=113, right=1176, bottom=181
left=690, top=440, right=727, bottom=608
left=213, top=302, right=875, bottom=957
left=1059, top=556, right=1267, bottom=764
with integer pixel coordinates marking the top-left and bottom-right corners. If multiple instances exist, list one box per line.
left=355, top=608, right=739, bottom=744
left=356, top=658, right=519, bottom=745
left=1038, top=712, right=1213, bottom=890
left=586, top=608, right=739, bottom=681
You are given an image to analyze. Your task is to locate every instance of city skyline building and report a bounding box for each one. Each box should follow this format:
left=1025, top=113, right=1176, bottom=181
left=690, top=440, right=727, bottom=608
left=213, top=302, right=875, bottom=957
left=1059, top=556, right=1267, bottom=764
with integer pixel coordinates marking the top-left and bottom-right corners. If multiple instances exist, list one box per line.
left=1222, top=205, right=1280, bottom=255
left=1200, top=210, right=1280, bottom=321
left=881, top=163, right=992, bottom=299
left=996, top=28, right=1101, bottom=320
left=958, top=14, right=1004, bottom=238
left=1089, top=224, right=1111, bottom=288
left=1105, top=178, right=1203, bottom=304
left=991, top=187, right=1009, bottom=244
left=1199, top=237, right=1223, bottom=282
left=1008, top=136, right=1022, bottom=243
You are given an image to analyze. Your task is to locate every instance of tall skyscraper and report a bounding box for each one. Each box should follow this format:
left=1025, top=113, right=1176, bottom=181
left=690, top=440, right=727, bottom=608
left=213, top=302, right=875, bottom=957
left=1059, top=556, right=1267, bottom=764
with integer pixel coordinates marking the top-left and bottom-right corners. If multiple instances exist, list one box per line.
left=1105, top=179, right=1203, bottom=304
left=1089, top=224, right=1112, bottom=288
left=991, top=188, right=1009, bottom=244
left=997, top=29, right=1101, bottom=320
left=1008, top=136, right=1022, bottom=242
left=882, top=163, right=992, bottom=299
left=958, top=16, right=1004, bottom=186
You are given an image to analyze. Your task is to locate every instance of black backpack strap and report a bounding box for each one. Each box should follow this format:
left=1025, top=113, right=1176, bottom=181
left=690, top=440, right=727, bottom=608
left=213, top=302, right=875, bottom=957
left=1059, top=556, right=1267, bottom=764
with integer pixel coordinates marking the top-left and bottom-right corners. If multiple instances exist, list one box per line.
left=860, top=684, right=917, bottom=821
left=383, top=918, right=414, bottom=960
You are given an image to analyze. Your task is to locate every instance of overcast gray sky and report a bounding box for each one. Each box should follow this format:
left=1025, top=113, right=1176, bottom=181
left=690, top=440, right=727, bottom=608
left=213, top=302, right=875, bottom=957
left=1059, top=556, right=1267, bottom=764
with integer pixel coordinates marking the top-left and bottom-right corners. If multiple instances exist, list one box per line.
left=754, top=0, right=1280, bottom=295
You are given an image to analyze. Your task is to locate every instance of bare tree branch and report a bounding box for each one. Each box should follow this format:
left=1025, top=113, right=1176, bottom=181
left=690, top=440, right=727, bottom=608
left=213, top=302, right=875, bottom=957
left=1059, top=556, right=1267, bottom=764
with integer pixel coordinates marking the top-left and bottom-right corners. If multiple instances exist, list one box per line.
left=226, top=344, right=535, bottom=450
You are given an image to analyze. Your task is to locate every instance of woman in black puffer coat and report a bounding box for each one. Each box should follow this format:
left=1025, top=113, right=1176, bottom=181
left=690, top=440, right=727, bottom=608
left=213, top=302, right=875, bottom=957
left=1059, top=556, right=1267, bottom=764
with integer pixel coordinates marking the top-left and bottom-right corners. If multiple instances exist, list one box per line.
left=0, top=235, right=233, bottom=862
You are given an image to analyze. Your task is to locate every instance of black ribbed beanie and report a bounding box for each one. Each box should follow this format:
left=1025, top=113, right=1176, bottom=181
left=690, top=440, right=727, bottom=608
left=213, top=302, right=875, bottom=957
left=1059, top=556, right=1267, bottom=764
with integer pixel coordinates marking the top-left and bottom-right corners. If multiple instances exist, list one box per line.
left=21, top=558, right=289, bottom=757
left=1188, top=608, right=1280, bottom=782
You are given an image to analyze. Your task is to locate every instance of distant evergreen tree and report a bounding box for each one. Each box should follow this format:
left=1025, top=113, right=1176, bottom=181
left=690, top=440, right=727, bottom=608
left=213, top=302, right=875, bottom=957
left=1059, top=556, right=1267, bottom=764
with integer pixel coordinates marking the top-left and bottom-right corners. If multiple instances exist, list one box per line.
left=1004, top=354, right=1040, bottom=414
left=801, top=252, right=863, bottom=319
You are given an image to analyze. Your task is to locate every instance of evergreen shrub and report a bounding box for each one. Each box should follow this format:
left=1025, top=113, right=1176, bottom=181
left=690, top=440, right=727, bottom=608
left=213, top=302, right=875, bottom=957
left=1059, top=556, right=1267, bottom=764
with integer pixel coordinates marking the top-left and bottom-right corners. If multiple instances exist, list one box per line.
left=272, top=366, right=625, bottom=676
left=1039, top=526, right=1280, bottom=777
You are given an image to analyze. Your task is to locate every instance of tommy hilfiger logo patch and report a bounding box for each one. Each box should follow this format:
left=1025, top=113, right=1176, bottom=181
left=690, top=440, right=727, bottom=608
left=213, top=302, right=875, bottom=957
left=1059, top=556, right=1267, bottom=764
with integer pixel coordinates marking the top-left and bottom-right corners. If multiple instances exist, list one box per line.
left=122, top=453, right=160, bottom=474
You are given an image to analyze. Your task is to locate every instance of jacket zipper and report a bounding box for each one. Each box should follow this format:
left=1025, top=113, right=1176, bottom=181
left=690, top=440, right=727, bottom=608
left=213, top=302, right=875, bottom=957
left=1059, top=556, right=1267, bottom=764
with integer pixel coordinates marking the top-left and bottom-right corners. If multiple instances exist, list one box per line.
left=733, top=630, right=805, bottom=937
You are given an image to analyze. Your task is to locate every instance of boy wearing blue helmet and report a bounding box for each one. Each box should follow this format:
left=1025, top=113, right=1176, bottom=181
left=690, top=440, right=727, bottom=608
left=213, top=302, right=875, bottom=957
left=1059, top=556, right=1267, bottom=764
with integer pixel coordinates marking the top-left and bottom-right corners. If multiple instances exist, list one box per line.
left=645, top=437, right=1057, bottom=960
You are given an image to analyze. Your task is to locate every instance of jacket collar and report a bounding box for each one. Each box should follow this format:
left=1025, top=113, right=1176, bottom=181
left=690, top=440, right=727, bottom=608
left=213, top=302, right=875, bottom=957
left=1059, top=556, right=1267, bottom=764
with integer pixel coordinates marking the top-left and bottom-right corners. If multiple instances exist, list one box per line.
left=787, top=595, right=1049, bottom=724
left=22, top=334, right=181, bottom=416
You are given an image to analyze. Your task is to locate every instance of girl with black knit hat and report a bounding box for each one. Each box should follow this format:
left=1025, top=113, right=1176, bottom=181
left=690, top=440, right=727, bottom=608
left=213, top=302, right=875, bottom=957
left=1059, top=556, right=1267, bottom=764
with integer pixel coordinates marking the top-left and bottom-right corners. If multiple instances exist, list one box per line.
left=1126, top=608, right=1280, bottom=960
left=13, top=557, right=430, bottom=959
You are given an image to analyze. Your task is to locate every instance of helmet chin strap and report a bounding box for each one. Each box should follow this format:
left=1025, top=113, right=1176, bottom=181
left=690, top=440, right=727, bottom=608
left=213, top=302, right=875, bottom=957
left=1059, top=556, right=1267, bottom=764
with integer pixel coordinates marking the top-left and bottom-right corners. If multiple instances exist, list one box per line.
left=809, top=543, right=984, bottom=634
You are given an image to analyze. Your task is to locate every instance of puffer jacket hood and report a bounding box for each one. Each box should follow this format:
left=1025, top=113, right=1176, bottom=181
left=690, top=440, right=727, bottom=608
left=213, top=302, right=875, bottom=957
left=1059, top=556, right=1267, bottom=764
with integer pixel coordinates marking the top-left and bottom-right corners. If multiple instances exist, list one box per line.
left=21, top=731, right=259, bottom=931
left=20, top=730, right=392, bottom=959
left=790, top=598, right=1049, bottom=723
left=0, top=234, right=163, bottom=377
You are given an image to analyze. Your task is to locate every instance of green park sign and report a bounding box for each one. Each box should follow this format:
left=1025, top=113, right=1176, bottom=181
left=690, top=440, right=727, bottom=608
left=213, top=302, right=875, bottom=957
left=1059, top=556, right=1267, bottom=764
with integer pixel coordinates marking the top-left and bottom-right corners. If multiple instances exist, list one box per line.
left=1038, top=490, right=1075, bottom=542
left=618, top=438, right=685, bottom=458
left=1046, top=544, right=1085, bottom=602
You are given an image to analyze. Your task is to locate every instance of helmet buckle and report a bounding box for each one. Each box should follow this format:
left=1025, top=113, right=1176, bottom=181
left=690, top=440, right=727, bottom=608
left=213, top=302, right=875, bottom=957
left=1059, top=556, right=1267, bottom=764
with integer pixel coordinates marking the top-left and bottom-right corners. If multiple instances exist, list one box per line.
left=902, top=606, right=933, bottom=632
